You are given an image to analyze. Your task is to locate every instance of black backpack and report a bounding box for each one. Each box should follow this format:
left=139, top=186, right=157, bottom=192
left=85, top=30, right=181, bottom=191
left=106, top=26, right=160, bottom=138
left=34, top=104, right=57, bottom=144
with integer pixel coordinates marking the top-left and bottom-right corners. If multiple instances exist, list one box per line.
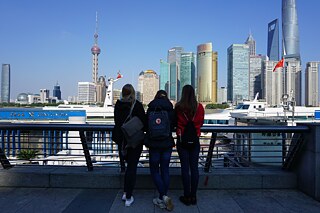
left=148, top=108, right=170, bottom=140
left=180, top=113, right=199, bottom=149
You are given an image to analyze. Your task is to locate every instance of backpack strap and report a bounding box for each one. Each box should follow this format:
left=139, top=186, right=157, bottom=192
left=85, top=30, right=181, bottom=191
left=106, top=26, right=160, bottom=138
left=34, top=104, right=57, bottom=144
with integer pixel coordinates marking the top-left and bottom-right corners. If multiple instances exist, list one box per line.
left=124, top=99, right=136, bottom=123
left=182, top=111, right=196, bottom=122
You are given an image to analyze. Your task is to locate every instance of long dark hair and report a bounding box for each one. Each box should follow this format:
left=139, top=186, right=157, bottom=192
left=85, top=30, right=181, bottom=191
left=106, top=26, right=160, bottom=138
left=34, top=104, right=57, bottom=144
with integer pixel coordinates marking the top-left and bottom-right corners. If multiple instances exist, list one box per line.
left=175, top=85, right=198, bottom=117
left=154, top=90, right=168, bottom=100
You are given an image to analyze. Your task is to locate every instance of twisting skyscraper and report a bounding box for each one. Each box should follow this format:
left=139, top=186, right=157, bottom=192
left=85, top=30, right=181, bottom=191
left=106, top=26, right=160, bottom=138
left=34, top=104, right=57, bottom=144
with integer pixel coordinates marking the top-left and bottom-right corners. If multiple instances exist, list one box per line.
left=282, top=0, right=300, bottom=60
left=282, top=0, right=301, bottom=105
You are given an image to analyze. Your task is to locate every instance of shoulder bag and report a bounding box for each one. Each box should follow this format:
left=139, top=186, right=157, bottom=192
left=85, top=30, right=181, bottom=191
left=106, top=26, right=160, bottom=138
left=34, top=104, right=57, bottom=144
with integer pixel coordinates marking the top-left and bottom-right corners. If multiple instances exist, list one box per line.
left=121, top=100, right=145, bottom=149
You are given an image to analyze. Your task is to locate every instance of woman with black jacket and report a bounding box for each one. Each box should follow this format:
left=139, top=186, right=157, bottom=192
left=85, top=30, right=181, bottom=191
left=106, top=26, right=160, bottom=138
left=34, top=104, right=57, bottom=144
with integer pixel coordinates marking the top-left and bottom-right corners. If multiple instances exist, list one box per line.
left=146, top=90, right=175, bottom=211
left=112, top=84, right=146, bottom=207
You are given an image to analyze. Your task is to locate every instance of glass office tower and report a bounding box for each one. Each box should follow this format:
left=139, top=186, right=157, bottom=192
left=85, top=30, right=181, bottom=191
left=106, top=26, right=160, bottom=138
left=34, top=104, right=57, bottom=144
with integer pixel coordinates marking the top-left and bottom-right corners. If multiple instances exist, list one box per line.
left=53, top=82, right=62, bottom=100
left=1, top=64, right=10, bottom=103
left=227, top=44, right=250, bottom=103
left=267, top=19, right=280, bottom=61
left=167, top=47, right=183, bottom=101
left=160, top=59, right=170, bottom=94
left=180, top=52, right=195, bottom=91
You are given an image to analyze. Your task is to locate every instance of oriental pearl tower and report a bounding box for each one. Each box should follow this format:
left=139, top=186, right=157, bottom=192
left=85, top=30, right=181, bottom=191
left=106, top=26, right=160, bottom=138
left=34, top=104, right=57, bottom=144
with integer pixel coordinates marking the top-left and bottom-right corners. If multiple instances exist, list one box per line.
left=91, top=12, right=101, bottom=84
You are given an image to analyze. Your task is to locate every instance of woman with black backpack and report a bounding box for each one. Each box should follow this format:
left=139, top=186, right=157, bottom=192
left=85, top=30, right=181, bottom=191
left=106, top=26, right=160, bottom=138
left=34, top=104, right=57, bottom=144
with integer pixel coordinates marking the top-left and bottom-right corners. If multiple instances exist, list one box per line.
left=146, top=90, right=175, bottom=211
left=175, top=85, right=204, bottom=206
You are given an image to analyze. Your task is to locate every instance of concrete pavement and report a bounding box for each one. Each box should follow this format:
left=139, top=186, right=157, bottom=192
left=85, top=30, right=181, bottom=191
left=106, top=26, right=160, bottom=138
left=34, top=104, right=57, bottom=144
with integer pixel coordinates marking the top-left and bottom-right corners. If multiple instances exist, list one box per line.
left=0, top=188, right=319, bottom=213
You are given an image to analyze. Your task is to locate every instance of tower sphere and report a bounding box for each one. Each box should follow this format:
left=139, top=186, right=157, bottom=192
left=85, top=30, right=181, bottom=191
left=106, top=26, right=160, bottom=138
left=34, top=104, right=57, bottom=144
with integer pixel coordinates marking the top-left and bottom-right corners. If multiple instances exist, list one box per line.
left=91, top=45, right=101, bottom=54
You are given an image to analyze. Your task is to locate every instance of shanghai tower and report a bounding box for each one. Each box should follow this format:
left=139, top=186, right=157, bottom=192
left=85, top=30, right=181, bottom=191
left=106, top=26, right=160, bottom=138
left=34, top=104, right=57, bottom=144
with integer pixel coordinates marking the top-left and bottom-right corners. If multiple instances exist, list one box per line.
left=282, top=0, right=300, bottom=60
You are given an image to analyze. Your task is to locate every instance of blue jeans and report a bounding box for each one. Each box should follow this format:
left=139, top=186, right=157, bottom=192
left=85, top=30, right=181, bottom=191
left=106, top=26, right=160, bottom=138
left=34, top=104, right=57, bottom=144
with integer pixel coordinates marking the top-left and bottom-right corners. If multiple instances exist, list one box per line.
left=149, top=147, right=172, bottom=198
left=177, top=142, right=200, bottom=197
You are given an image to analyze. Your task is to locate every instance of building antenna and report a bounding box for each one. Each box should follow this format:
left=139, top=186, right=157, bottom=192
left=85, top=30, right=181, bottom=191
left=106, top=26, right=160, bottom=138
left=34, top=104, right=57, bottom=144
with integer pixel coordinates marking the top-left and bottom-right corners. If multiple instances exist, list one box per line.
left=94, top=11, right=98, bottom=45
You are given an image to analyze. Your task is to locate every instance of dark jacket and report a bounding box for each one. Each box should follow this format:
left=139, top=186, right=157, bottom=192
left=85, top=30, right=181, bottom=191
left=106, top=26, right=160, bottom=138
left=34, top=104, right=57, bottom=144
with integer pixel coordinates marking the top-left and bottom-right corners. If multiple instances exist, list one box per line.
left=146, top=98, right=175, bottom=149
left=112, top=99, right=146, bottom=147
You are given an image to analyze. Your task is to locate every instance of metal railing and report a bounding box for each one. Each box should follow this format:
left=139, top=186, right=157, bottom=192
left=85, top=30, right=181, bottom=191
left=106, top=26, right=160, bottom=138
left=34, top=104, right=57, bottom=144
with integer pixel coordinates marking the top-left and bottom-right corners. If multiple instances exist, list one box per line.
left=0, top=123, right=309, bottom=172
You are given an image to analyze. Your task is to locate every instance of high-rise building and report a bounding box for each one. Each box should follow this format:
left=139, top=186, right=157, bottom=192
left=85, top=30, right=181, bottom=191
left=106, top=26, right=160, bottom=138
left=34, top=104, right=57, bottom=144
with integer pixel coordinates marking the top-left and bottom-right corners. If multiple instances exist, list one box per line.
left=40, top=89, right=50, bottom=103
left=53, top=82, right=61, bottom=100
left=217, top=87, right=227, bottom=104
left=1, top=64, right=10, bottom=103
left=78, top=82, right=95, bottom=104
left=282, top=0, right=301, bottom=105
left=227, top=44, right=250, bottom=103
left=197, top=43, right=217, bottom=103
left=262, top=60, right=284, bottom=106
left=138, top=70, right=159, bottom=105
left=249, top=55, right=265, bottom=100
left=159, top=60, right=170, bottom=94
left=267, top=19, right=280, bottom=61
left=180, top=52, right=196, bottom=91
left=282, top=0, right=300, bottom=60
left=305, top=62, right=319, bottom=106
left=284, top=60, right=302, bottom=105
left=245, top=33, right=256, bottom=56
left=167, top=47, right=183, bottom=101
left=96, top=76, right=106, bottom=103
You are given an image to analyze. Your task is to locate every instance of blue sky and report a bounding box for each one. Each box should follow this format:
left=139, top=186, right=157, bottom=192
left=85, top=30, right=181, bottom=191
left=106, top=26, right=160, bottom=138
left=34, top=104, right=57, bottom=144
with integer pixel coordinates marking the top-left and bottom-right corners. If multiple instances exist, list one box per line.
left=1, top=0, right=319, bottom=100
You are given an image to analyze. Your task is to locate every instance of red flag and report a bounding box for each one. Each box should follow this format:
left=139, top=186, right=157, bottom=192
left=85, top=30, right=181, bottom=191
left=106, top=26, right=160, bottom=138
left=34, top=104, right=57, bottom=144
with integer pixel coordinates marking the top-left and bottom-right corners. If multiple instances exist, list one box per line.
left=117, top=71, right=123, bottom=79
left=273, top=58, right=284, bottom=72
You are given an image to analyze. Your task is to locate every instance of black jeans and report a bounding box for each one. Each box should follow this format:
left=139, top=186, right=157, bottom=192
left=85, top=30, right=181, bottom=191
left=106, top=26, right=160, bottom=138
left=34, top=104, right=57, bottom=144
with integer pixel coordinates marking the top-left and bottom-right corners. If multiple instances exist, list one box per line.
left=124, top=144, right=143, bottom=199
left=177, top=142, right=200, bottom=197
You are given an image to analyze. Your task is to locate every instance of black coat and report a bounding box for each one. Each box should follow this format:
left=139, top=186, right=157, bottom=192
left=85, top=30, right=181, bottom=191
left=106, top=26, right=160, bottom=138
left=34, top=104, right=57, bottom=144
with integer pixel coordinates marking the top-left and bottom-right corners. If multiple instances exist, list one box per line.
left=146, top=98, right=176, bottom=149
left=112, top=99, right=146, bottom=146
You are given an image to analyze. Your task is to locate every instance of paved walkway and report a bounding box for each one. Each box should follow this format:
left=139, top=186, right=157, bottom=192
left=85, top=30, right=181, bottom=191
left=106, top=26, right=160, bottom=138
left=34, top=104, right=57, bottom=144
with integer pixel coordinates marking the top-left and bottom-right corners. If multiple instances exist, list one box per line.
left=0, top=188, right=319, bottom=213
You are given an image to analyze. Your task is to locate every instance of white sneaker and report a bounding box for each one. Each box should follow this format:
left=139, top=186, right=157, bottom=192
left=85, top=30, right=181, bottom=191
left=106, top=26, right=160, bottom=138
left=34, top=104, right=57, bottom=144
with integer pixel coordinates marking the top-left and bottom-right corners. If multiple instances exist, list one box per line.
left=153, top=198, right=166, bottom=209
left=125, top=196, right=134, bottom=207
left=121, top=192, right=126, bottom=201
left=163, top=195, right=174, bottom=211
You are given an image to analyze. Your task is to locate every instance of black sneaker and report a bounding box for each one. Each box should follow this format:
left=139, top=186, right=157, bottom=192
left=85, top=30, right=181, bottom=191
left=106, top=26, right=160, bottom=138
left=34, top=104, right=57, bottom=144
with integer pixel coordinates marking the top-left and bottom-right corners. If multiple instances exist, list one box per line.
left=190, top=196, right=197, bottom=205
left=179, top=196, right=191, bottom=206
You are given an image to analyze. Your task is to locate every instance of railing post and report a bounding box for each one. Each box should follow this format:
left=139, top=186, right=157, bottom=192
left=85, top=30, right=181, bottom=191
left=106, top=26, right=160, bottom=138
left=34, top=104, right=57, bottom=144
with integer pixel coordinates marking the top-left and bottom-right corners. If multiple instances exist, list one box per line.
left=204, top=132, right=217, bottom=173
left=79, top=131, right=93, bottom=171
left=0, top=148, right=13, bottom=169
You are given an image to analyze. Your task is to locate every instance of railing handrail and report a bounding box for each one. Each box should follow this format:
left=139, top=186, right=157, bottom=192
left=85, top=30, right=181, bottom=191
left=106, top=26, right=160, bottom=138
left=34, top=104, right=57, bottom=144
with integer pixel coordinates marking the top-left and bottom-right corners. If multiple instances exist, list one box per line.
left=0, top=123, right=310, bottom=133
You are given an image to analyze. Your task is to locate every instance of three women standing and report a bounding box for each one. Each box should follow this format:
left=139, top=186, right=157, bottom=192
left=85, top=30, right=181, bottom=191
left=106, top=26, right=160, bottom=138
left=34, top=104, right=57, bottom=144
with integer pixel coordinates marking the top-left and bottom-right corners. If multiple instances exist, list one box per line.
left=112, top=84, right=203, bottom=208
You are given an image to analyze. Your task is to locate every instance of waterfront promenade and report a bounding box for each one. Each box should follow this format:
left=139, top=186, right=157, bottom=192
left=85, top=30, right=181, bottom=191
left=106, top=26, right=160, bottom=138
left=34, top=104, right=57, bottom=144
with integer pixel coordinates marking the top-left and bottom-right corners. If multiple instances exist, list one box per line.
left=0, top=187, right=320, bottom=213
left=0, top=166, right=320, bottom=213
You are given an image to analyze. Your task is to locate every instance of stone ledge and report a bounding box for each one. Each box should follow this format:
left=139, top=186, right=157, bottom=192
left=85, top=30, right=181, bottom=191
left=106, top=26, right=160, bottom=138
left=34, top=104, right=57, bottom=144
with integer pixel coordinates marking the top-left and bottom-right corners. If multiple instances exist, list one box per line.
left=0, top=166, right=297, bottom=189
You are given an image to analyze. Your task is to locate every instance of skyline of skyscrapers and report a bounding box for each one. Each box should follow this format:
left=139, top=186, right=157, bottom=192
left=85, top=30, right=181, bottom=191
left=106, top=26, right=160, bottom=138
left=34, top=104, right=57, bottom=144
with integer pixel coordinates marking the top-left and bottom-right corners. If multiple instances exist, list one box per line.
left=1, top=64, right=10, bottom=103
left=2, top=0, right=319, bottom=107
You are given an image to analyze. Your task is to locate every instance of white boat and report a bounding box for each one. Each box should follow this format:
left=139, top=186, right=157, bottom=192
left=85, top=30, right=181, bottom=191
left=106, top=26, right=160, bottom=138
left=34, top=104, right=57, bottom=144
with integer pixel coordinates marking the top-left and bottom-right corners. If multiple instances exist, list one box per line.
left=44, top=77, right=119, bottom=121
left=230, top=95, right=320, bottom=126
